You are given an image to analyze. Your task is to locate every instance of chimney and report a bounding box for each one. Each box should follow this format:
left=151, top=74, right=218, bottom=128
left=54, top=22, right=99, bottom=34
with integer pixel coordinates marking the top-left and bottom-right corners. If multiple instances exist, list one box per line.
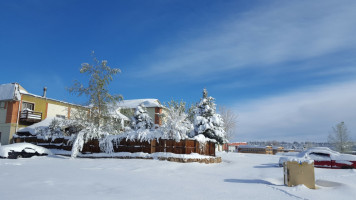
left=43, top=87, right=47, bottom=98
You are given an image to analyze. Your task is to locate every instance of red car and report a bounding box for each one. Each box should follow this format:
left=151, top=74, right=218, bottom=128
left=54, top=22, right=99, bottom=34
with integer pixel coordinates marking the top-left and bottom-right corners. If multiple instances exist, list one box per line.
left=279, top=147, right=356, bottom=169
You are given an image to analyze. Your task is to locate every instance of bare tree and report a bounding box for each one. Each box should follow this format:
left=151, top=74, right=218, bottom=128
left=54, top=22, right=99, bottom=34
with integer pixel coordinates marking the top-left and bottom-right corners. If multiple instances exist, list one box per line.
left=328, top=122, right=353, bottom=153
left=218, top=106, right=238, bottom=142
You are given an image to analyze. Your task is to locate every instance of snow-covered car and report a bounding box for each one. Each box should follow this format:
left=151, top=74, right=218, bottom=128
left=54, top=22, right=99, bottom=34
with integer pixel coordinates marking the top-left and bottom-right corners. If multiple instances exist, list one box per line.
left=0, top=143, right=52, bottom=159
left=279, top=147, right=356, bottom=169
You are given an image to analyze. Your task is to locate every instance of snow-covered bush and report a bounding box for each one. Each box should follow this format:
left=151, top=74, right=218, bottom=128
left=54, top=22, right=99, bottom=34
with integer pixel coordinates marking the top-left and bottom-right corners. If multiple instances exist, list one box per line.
left=193, top=89, right=226, bottom=144
left=160, top=100, right=193, bottom=142
left=69, top=119, right=111, bottom=158
left=35, top=118, right=65, bottom=139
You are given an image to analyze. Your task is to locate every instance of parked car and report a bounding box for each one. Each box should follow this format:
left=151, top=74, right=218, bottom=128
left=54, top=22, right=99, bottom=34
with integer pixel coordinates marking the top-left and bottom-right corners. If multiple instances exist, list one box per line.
left=279, top=147, right=356, bottom=169
left=0, top=143, right=52, bottom=159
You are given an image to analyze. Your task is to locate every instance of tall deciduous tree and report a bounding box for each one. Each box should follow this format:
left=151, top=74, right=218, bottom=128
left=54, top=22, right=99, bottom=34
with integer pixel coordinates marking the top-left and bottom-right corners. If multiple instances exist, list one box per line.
left=68, top=51, right=122, bottom=128
left=328, top=122, right=353, bottom=153
left=218, top=106, right=238, bottom=141
left=68, top=52, right=122, bottom=157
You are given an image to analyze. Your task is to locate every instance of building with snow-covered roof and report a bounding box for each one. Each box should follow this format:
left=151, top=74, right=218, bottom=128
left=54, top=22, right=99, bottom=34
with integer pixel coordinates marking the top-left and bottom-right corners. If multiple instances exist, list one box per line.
left=116, top=99, right=165, bottom=126
left=237, top=145, right=273, bottom=154
left=0, top=83, right=88, bottom=145
left=223, top=142, right=248, bottom=152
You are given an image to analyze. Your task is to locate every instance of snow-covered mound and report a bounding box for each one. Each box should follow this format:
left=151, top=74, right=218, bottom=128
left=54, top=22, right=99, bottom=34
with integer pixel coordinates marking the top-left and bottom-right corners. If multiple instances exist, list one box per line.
left=0, top=143, right=53, bottom=157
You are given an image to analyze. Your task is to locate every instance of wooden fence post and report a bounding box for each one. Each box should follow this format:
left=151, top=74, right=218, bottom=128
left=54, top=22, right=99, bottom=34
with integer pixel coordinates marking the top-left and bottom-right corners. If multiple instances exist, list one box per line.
left=150, top=139, right=156, bottom=153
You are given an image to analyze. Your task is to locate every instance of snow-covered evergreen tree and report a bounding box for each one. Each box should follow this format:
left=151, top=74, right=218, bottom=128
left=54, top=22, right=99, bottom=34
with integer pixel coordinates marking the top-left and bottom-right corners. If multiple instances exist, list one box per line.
left=161, top=100, right=193, bottom=142
left=131, top=104, right=154, bottom=130
left=193, top=89, right=226, bottom=144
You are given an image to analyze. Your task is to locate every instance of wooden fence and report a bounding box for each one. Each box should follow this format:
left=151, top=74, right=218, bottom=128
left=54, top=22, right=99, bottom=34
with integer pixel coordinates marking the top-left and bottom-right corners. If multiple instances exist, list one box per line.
left=13, top=137, right=216, bottom=156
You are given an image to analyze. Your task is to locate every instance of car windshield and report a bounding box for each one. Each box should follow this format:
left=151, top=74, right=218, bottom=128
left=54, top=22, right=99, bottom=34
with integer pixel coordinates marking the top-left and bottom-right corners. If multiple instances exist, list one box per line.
left=309, top=152, right=331, bottom=161
left=23, top=148, right=36, bottom=153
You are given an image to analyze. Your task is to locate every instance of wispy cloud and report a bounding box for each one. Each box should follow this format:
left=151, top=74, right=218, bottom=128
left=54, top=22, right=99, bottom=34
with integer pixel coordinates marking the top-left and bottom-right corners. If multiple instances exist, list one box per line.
left=234, top=80, right=356, bottom=142
left=137, top=0, right=356, bottom=79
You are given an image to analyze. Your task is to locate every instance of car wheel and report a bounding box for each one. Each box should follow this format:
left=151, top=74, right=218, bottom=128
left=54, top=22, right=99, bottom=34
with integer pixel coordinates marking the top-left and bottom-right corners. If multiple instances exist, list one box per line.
left=16, top=154, right=23, bottom=159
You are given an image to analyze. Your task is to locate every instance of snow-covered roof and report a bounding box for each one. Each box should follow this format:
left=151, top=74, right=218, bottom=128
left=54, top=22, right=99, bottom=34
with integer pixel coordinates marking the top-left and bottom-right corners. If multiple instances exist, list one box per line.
left=0, top=83, right=21, bottom=101
left=117, top=99, right=163, bottom=109
left=17, top=117, right=63, bottom=135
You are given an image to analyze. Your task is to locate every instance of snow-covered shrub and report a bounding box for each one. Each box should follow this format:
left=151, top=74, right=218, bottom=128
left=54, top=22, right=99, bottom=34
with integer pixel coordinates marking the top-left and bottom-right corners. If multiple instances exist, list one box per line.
left=193, top=89, right=226, bottom=144
left=99, top=134, right=118, bottom=154
left=35, top=118, right=65, bottom=139
left=160, top=100, right=193, bottom=142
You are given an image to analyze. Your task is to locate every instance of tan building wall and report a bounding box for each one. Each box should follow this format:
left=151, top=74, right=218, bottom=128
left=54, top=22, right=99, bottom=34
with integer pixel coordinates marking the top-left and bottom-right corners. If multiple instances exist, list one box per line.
left=47, top=103, right=69, bottom=118
left=0, top=123, right=17, bottom=145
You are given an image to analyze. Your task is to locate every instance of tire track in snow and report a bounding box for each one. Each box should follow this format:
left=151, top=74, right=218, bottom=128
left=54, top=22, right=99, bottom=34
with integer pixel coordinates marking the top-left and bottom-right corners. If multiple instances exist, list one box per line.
left=266, top=185, right=310, bottom=200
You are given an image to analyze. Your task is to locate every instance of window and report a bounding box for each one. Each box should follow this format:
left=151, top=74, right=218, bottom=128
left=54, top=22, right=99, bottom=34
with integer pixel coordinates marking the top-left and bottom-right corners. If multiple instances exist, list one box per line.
left=309, top=152, right=330, bottom=158
left=309, top=152, right=331, bottom=161
left=22, top=102, right=34, bottom=111
left=0, top=102, right=5, bottom=109
left=56, top=114, right=66, bottom=119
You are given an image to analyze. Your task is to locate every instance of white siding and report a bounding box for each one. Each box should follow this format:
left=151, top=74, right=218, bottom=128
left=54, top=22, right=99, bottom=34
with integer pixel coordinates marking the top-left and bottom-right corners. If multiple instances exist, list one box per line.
left=70, top=107, right=79, bottom=119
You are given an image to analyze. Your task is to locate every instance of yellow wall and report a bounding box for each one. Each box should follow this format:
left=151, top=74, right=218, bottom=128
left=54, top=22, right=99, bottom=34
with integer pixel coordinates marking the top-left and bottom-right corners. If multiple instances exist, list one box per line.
left=21, top=95, right=48, bottom=120
left=21, top=94, right=86, bottom=120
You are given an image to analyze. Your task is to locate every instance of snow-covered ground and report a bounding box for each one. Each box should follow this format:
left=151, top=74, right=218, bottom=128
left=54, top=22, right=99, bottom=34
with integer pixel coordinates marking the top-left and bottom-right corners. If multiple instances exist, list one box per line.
left=1, top=152, right=355, bottom=200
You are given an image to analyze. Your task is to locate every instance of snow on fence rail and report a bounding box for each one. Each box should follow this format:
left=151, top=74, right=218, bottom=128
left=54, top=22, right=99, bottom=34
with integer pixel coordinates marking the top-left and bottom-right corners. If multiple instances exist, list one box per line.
left=13, top=137, right=216, bottom=156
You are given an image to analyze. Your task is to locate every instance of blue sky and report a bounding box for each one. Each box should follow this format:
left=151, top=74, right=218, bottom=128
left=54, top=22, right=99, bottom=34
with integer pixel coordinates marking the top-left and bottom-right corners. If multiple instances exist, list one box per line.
left=1, top=0, right=356, bottom=142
